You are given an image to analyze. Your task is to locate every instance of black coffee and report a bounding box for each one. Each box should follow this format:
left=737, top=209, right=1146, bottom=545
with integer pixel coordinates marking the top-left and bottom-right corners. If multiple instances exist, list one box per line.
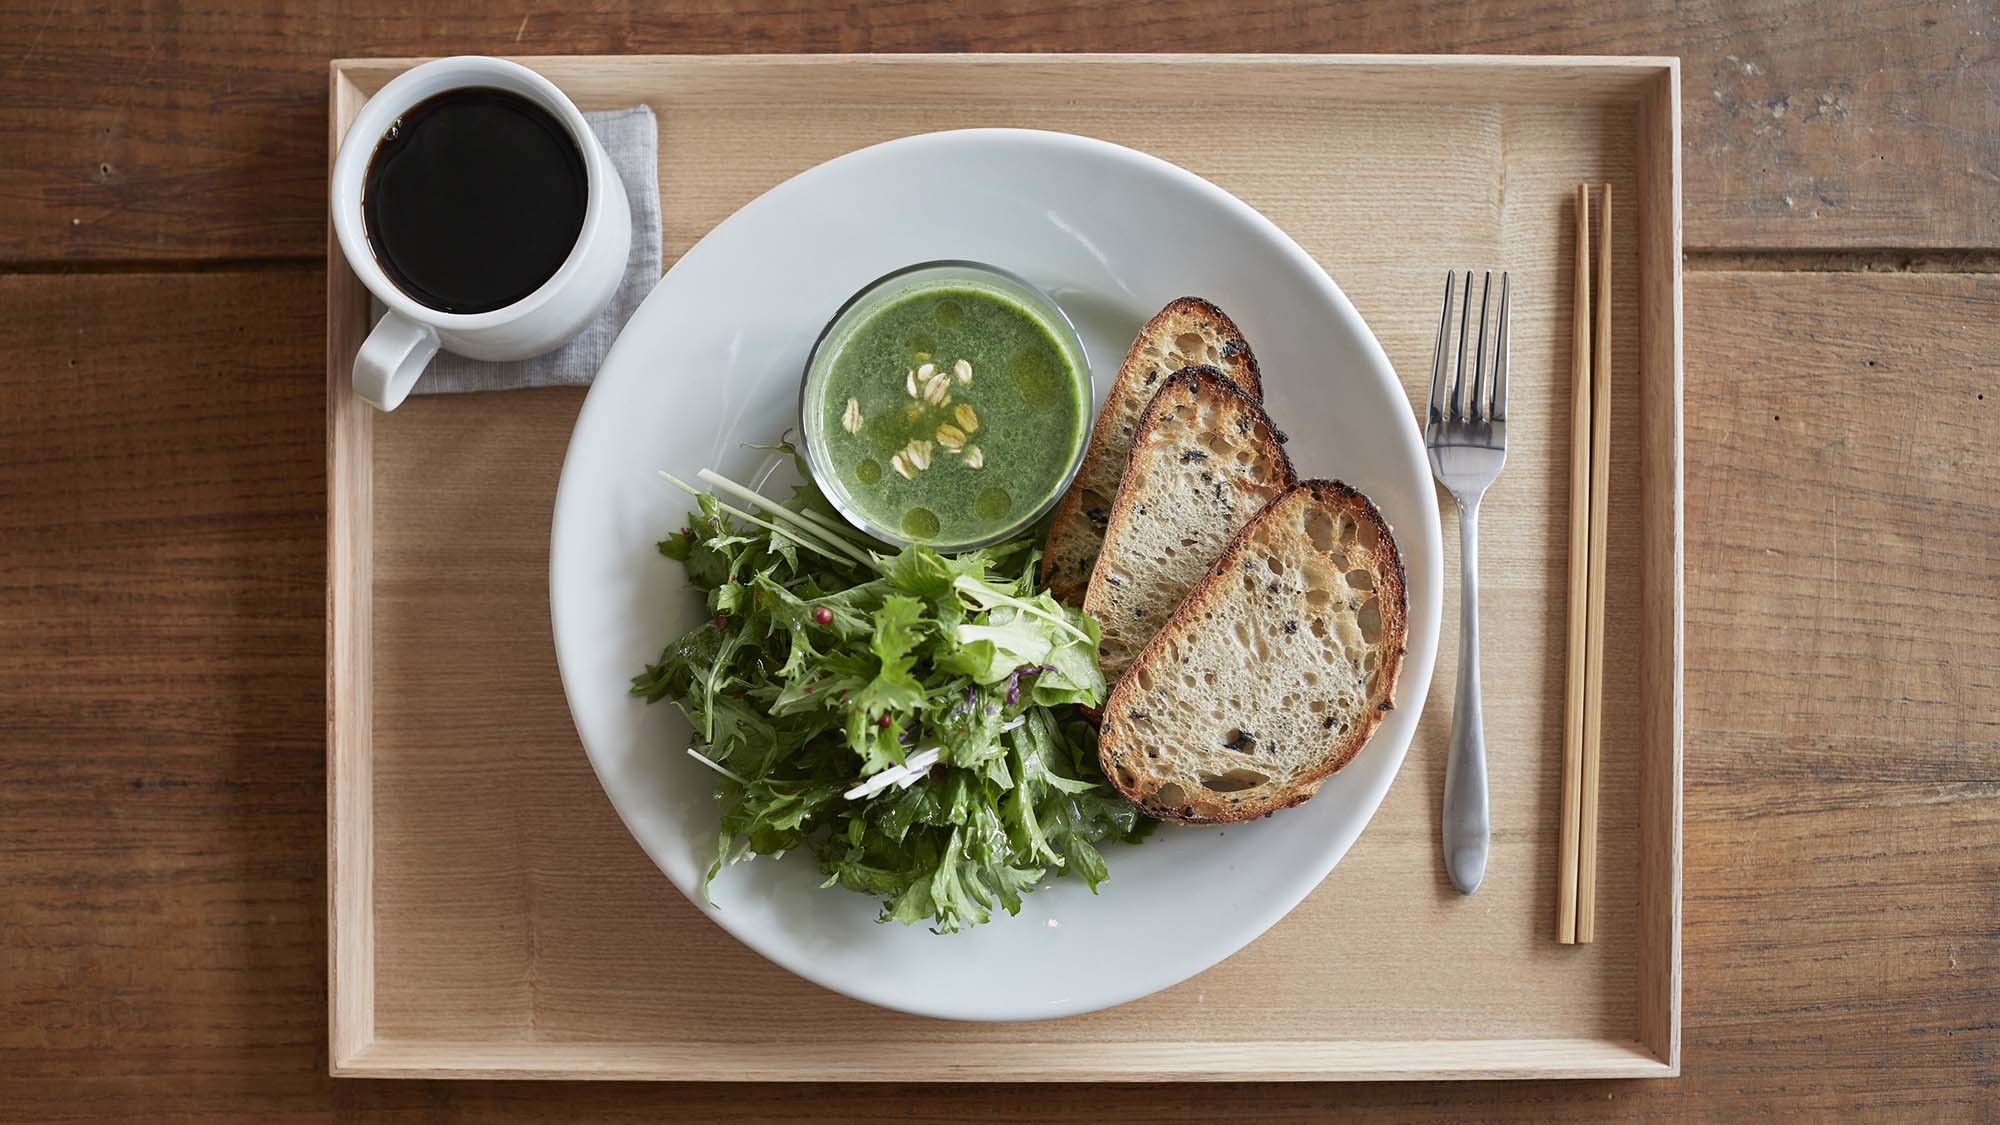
left=361, top=87, right=588, bottom=314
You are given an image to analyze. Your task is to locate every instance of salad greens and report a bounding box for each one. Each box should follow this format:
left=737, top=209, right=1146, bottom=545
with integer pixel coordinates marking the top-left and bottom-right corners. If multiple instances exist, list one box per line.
left=631, top=457, right=1151, bottom=934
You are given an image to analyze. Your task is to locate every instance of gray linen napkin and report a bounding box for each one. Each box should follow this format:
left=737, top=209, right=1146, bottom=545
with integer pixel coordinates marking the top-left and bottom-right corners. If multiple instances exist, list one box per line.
left=379, top=105, right=662, bottom=394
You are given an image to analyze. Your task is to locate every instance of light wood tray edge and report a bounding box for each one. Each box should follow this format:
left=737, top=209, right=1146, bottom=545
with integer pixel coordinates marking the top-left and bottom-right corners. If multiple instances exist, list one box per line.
left=324, top=53, right=1685, bottom=1082
left=332, top=1038, right=1673, bottom=1083
left=1634, top=62, right=1685, bottom=1074
left=327, top=61, right=377, bottom=1072
left=325, top=52, right=1680, bottom=98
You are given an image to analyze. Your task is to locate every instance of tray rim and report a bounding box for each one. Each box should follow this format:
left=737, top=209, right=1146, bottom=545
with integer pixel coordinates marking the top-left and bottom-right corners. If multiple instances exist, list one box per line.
left=326, top=51, right=1683, bottom=1082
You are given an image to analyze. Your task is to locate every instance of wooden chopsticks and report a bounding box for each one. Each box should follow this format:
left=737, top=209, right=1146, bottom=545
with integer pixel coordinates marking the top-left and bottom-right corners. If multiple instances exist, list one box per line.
left=1558, top=187, right=1590, bottom=943
left=1560, top=183, right=1611, bottom=944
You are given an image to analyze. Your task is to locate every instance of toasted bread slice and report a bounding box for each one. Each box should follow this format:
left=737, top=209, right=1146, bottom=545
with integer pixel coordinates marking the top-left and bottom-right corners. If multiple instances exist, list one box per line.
left=1097, top=480, right=1408, bottom=825
left=1082, top=366, right=1296, bottom=686
left=1041, top=298, right=1262, bottom=604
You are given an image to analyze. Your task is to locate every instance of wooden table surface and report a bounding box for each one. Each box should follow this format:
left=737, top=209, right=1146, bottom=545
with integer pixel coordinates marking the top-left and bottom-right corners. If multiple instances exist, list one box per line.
left=2, top=3, right=1994, bottom=1121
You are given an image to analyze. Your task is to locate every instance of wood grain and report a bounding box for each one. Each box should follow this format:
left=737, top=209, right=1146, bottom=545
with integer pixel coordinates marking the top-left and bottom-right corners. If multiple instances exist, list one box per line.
left=2, top=264, right=1993, bottom=1117
left=0, top=1, right=1995, bottom=262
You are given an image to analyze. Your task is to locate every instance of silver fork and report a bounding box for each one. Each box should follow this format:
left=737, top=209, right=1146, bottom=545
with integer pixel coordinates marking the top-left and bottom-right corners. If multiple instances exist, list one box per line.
left=1426, top=269, right=1509, bottom=895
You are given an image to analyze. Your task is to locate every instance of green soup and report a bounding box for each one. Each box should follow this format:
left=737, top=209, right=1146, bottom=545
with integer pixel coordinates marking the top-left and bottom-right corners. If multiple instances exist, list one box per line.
left=807, top=273, right=1089, bottom=548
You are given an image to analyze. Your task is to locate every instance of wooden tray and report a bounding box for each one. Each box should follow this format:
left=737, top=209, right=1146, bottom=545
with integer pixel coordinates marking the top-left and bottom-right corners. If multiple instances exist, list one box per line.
left=327, top=54, right=1682, bottom=1081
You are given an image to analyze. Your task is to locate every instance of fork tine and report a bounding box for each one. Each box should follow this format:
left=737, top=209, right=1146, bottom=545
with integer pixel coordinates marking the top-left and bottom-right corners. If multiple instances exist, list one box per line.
left=1471, top=270, right=1493, bottom=421
left=1427, top=271, right=1455, bottom=424
left=1493, top=272, right=1511, bottom=419
left=1450, top=270, right=1473, bottom=420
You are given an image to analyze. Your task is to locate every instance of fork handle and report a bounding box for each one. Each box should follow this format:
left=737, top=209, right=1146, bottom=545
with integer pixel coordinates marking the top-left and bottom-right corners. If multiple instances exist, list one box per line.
left=1444, top=498, right=1489, bottom=894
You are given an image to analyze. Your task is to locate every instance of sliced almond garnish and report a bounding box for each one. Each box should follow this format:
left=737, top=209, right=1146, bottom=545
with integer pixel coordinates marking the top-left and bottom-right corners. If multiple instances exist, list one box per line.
left=904, top=368, right=918, bottom=397
left=953, top=358, right=973, bottom=385
left=890, top=451, right=914, bottom=480
left=935, top=423, right=966, bottom=450
left=842, top=398, right=863, bottom=434
left=905, top=439, right=933, bottom=471
left=954, top=402, right=979, bottom=433
left=962, top=445, right=984, bottom=470
left=923, top=372, right=951, bottom=406
left=916, top=362, right=936, bottom=382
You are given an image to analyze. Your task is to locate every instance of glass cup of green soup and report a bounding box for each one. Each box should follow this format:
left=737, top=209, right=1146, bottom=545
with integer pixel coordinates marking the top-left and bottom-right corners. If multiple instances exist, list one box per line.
left=800, top=261, right=1092, bottom=552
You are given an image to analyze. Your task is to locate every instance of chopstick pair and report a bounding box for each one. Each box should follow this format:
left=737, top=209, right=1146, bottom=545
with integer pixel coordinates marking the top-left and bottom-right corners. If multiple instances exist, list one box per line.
left=1559, top=183, right=1611, bottom=945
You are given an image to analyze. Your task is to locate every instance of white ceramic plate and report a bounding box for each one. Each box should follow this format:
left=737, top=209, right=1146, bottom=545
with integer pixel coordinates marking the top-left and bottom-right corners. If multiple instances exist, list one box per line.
left=551, top=129, right=1441, bottom=1021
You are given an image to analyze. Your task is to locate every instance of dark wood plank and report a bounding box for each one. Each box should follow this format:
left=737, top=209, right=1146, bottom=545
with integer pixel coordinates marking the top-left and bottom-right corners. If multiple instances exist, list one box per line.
left=2, top=268, right=1995, bottom=1119
left=0, top=1, right=1995, bottom=263
left=0, top=271, right=333, bottom=1115
left=1677, top=272, right=2000, bottom=1119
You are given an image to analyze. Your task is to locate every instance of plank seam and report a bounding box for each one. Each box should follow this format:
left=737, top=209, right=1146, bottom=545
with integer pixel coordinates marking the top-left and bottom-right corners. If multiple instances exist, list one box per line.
left=1686, top=250, right=2000, bottom=273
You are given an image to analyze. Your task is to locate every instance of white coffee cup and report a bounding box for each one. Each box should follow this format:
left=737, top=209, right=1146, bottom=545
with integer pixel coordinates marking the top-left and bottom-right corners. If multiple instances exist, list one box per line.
left=331, top=56, right=631, bottom=411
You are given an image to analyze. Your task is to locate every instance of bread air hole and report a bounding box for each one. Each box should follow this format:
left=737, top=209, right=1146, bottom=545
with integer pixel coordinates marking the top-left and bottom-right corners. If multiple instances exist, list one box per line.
left=1116, top=765, right=1138, bottom=789
left=1174, top=333, right=1205, bottom=357
left=1304, top=508, right=1337, bottom=552
left=1346, top=568, right=1374, bottom=591
left=1357, top=599, right=1383, bottom=644
left=1152, top=781, right=1189, bottom=809
left=1134, top=667, right=1154, bottom=692
left=1340, top=517, right=1360, bottom=547
left=1202, top=769, right=1268, bottom=793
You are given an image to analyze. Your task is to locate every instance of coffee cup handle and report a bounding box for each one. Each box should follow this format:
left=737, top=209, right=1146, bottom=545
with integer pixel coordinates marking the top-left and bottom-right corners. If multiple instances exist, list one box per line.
left=353, top=311, right=440, bottom=411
